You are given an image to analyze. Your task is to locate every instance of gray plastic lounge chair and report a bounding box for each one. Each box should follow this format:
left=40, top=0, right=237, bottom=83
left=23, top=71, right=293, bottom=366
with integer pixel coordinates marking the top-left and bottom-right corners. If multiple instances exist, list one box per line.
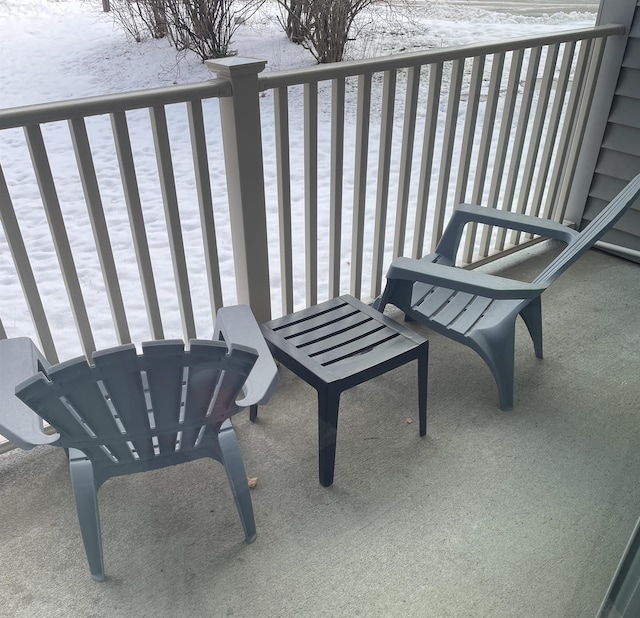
left=0, top=305, right=277, bottom=581
left=374, top=174, right=640, bottom=411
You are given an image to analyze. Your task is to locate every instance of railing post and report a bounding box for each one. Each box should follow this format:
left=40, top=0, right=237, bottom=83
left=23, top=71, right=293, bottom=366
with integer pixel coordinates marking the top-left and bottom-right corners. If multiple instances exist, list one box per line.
left=206, top=57, right=272, bottom=323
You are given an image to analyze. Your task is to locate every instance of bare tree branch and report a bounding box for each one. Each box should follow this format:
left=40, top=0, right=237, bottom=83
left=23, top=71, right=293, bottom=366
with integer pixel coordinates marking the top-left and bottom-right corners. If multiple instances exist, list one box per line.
left=110, top=0, right=263, bottom=61
left=276, top=0, right=386, bottom=63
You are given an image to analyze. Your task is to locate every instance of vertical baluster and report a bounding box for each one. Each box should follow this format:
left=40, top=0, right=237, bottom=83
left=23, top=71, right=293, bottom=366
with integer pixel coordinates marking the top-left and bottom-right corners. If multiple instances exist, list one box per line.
left=452, top=55, right=486, bottom=263
left=149, top=105, right=196, bottom=340
left=273, top=87, right=294, bottom=315
left=111, top=111, right=164, bottom=340
left=304, top=82, right=318, bottom=307
left=412, top=62, right=443, bottom=259
left=495, top=46, right=543, bottom=251
left=510, top=43, right=561, bottom=247
left=329, top=78, right=345, bottom=299
left=350, top=73, right=372, bottom=299
left=432, top=58, right=465, bottom=252
left=69, top=117, right=131, bottom=345
left=370, top=70, right=396, bottom=300
left=544, top=38, right=593, bottom=222
left=393, top=66, right=421, bottom=258
left=525, top=41, right=577, bottom=237
left=0, top=164, right=58, bottom=362
left=479, top=49, right=525, bottom=257
left=462, top=52, right=506, bottom=263
left=24, top=124, right=96, bottom=358
left=186, top=99, right=224, bottom=319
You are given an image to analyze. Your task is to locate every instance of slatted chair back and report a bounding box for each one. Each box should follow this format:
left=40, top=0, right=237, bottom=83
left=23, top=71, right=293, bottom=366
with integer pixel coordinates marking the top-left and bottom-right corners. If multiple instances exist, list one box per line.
left=534, top=178, right=640, bottom=286
left=7, top=308, right=276, bottom=581
left=16, top=339, right=258, bottom=482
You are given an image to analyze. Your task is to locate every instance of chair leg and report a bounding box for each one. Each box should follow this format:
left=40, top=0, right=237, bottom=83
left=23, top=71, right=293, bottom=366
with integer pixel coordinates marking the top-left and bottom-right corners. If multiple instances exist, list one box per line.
left=217, top=424, right=257, bottom=544
left=68, top=449, right=105, bottom=582
left=474, top=327, right=516, bottom=412
left=520, top=297, right=543, bottom=359
left=317, top=387, right=341, bottom=487
left=371, top=293, right=386, bottom=312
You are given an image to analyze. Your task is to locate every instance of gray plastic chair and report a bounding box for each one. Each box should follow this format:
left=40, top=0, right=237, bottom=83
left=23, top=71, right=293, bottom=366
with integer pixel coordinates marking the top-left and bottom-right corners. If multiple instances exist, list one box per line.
left=374, top=174, right=640, bottom=411
left=1, top=305, right=277, bottom=581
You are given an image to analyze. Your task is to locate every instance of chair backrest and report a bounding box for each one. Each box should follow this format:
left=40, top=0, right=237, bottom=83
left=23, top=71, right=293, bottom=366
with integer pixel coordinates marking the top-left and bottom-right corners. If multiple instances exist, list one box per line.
left=534, top=174, right=640, bottom=286
left=15, top=340, right=258, bottom=470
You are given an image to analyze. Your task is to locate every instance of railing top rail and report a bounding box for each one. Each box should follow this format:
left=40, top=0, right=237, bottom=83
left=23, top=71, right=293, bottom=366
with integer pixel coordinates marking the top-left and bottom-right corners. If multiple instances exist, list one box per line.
left=0, top=24, right=624, bottom=130
left=0, top=78, right=232, bottom=130
left=258, top=24, right=625, bottom=90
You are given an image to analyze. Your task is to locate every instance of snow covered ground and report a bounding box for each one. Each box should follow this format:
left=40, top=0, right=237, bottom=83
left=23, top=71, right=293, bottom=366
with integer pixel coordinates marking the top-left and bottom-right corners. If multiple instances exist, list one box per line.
left=0, top=0, right=597, bottom=359
left=0, top=0, right=597, bottom=107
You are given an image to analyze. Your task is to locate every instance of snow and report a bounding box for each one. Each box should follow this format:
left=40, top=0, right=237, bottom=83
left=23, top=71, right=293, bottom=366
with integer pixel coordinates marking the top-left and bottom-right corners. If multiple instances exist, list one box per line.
left=0, top=0, right=596, bottom=359
left=0, top=0, right=597, bottom=105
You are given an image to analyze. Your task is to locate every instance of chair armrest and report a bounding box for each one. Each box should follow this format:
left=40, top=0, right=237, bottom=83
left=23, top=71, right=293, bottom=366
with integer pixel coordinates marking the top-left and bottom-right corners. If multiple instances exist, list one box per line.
left=386, top=257, right=547, bottom=300
left=213, top=305, right=278, bottom=408
left=435, top=203, right=579, bottom=259
left=0, top=337, right=59, bottom=450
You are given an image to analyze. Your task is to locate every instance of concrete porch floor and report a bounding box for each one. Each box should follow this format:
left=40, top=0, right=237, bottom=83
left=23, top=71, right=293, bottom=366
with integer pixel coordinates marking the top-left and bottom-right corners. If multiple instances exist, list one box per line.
left=1, top=245, right=639, bottom=618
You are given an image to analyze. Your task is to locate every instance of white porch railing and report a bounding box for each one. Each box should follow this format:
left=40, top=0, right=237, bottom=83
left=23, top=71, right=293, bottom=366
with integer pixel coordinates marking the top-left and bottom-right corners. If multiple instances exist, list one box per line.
left=0, top=24, right=625, bottom=365
left=256, top=25, right=624, bottom=313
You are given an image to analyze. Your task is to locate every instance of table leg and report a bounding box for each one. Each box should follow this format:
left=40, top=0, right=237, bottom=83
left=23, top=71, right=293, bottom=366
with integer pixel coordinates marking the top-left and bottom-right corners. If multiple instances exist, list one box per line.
left=317, top=386, right=341, bottom=487
left=418, top=343, right=428, bottom=437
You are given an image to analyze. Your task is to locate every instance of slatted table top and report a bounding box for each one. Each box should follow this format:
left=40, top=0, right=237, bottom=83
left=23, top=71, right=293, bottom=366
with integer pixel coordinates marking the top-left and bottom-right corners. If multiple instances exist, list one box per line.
left=260, top=295, right=427, bottom=389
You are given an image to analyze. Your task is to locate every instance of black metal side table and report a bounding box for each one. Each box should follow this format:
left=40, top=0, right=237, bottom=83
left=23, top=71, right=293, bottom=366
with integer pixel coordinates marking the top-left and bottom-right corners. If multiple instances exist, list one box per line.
left=252, top=295, right=428, bottom=487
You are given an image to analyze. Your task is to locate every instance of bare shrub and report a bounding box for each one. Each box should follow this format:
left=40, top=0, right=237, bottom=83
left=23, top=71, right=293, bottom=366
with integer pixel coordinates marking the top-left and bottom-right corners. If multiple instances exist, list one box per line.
left=110, top=0, right=168, bottom=42
left=110, top=0, right=263, bottom=60
left=278, top=0, right=305, bottom=43
left=164, top=0, right=263, bottom=60
left=277, top=0, right=382, bottom=63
